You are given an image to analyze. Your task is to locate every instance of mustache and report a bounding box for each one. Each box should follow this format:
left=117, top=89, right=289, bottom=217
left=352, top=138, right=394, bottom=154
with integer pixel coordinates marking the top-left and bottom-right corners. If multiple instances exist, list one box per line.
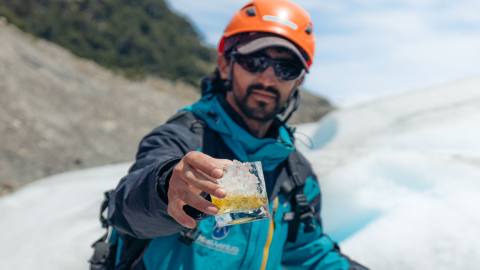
left=246, top=84, right=280, bottom=98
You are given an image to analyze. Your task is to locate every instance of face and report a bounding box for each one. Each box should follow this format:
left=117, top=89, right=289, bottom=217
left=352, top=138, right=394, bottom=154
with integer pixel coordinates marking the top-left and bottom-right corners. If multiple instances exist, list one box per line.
left=219, top=47, right=304, bottom=122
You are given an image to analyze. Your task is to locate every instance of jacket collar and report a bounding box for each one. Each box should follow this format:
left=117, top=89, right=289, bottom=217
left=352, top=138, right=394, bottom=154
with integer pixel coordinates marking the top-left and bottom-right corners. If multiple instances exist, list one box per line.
left=183, top=94, right=295, bottom=171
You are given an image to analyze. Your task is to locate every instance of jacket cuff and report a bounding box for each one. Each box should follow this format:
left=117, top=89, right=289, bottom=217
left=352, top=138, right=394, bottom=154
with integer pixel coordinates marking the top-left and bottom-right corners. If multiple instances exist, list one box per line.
left=155, top=158, right=181, bottom=204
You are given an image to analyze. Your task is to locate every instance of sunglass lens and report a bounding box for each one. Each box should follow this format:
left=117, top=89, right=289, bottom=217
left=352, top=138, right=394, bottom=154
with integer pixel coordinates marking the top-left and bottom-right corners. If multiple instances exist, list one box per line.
left=236, top=55, right=267, bottom=73
left=274, top=62, right=303, bottom=80
left=235, top=53, right=303, bottom=80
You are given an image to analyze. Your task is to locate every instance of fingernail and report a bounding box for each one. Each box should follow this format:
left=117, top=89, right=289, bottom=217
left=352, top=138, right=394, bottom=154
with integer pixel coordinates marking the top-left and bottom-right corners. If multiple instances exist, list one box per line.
left=186, top=220, right=196, bottom=229
left=215, top=188, right=226, bottom=198
left=212, top=168, right=223, bottom=178
left=206, top=206, right=218, bottom=215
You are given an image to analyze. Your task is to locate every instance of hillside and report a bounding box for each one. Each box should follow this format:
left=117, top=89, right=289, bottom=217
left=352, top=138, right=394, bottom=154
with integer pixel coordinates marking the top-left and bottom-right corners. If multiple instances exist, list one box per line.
left=0, top=0, right=333, bottom=116
left=0, top=20, right=333, bottom=192
left=0, top=20, right=199, bottom=190
left=0, top=0, right=215, bottom=85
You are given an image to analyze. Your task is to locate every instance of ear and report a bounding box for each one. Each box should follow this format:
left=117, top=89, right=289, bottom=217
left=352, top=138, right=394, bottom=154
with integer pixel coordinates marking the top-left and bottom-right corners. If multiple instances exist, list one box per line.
left=217, top=53, right=230, bottom=80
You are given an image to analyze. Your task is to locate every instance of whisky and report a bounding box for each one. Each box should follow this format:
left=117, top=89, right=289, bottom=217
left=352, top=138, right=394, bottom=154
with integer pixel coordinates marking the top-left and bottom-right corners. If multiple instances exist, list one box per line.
left=212, top=195, right=268, bottom=214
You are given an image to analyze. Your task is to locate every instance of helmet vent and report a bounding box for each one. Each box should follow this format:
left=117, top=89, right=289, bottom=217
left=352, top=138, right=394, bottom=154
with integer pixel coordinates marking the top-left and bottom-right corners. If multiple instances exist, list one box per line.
left=246, top=7, right=256, bottom=17
left=305, top=25, right=313, bottom=35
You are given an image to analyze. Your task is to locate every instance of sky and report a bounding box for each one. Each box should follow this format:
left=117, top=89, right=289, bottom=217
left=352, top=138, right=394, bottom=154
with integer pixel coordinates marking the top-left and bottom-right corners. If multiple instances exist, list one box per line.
left=167, top=0, right=480, bottom=106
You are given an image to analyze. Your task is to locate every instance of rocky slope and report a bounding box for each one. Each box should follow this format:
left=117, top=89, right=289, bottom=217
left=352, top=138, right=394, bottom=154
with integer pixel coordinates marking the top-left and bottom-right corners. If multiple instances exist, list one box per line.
left=0, top=20, right=198, bottom=189
left=0, top=20, right=332, bottom=192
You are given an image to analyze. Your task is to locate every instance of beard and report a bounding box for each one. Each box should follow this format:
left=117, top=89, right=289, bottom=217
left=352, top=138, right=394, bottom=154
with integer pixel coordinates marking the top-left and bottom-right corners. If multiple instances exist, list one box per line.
left=233, top=83, right=285, bottom=122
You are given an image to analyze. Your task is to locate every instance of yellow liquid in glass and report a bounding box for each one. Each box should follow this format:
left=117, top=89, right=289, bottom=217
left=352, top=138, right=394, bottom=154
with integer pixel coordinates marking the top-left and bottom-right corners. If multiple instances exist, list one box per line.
left=212, top=195, right=267, bottom=214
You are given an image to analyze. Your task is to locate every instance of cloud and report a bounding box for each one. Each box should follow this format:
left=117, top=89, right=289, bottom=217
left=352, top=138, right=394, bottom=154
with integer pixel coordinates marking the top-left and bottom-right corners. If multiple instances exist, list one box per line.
left=303, top=0, right=480, bottom=105
left=168, top=0, right=480, bottom=106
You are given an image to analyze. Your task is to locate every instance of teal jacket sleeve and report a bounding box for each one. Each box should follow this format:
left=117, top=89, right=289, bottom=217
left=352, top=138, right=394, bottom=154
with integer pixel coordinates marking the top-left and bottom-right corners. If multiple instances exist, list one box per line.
left=282, top=176, right=366, bottom=270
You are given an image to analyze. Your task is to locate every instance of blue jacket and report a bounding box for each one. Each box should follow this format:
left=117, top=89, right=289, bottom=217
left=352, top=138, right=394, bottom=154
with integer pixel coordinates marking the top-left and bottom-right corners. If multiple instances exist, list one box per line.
left=108, top=93, right=362, bottom=270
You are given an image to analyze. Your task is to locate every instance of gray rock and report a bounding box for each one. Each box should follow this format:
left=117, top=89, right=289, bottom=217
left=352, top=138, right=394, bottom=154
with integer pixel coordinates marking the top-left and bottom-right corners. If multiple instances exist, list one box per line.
left=0, top=22, right=198, bottom=188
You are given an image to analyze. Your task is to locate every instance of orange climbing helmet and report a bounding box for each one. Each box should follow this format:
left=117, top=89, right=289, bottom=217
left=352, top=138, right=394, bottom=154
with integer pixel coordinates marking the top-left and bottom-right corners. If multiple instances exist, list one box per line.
left=218, top=0, right=315, bottom=70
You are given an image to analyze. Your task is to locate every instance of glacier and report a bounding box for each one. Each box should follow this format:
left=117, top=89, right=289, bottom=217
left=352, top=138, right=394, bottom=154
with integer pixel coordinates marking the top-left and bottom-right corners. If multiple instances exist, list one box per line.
left=1, top=77, right=480, bottom=269
left=300, top=77, right=480, bottom=269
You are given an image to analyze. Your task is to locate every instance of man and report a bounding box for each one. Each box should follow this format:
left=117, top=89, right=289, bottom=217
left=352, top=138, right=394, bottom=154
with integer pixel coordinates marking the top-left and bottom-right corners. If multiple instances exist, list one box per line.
left=106, top=0, right=367, bottom=269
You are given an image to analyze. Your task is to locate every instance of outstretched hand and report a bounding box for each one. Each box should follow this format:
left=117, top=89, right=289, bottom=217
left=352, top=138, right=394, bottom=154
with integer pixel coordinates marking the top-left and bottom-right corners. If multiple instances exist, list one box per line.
left=167, top=151, right=231, bottom=228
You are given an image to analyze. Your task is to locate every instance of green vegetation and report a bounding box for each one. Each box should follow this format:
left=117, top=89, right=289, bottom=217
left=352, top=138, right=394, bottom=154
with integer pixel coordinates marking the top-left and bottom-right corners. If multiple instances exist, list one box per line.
left=0, top=0, right=216, bottom=85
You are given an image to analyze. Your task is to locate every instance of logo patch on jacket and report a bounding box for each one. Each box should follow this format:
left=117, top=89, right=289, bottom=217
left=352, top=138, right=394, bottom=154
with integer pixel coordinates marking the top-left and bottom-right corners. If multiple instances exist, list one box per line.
left=212, top=223, right=230, bottom=240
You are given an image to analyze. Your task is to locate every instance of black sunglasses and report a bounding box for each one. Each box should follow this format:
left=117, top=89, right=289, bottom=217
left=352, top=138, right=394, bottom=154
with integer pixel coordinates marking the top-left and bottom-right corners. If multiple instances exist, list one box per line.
left=232, top=52, right=305, bottom=81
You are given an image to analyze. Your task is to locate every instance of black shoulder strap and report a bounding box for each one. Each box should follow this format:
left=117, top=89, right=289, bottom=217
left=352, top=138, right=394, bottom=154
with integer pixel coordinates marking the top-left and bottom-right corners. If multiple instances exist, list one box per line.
left=282, top=151, right=317, bottom=243
left=280, top=151, right=313, bottom=194
left=91, top=191, right=152, bottom=270
left=89, top=191, right=117, bottom=270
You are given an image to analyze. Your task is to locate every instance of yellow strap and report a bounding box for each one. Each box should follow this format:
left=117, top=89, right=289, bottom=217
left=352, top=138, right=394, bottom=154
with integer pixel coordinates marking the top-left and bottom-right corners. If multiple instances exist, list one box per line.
left=260, top=197, right=279, bottom=270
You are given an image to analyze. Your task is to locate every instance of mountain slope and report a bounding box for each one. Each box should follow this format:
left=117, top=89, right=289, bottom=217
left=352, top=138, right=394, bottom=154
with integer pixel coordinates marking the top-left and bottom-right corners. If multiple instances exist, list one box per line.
left=0, top=0, right=215, bottom=84
left=0, top=21, right=199, bottom=188
left=0, top=18, right=333, bottom=191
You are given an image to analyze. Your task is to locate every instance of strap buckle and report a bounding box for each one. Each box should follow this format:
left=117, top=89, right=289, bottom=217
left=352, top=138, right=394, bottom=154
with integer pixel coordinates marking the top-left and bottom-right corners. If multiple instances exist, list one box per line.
left=178, top=228, right=200, bottom=246
left=296, top=194, right=316, bottom=233
left=89, top=236, right=113, bottom=269
left=283, top=193, right=317, bottom=233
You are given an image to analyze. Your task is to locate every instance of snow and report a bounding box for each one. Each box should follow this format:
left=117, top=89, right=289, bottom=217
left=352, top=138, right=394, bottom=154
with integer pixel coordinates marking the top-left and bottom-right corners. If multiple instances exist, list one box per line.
left=0, top=164, right=129, bottom=270
left=299, top=77, right=480, bottom=269
left=1, top=77, right=480, bottom=269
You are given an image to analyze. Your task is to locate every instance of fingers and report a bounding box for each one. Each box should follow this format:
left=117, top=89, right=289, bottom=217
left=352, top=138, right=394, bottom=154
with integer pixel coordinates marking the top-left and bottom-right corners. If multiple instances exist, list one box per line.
left=167, top=181, right=218, bottom=229
left=184, top=151, right=225, bottom=179
left=217, top=158, right=234, bottom=168
left=167, top=199, right=196, bottom=229
left=182, top=164, right=226, bottom=198
left=167, top=178, right=200, bottom=229
left=167, top=152, right=233, bottom=228
left=182, top=192, right=219, bottom=215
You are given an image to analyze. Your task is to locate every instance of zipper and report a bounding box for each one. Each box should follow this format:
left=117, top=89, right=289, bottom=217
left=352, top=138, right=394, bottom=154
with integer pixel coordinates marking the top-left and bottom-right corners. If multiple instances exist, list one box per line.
left=260, top=197, right=279, bottom=270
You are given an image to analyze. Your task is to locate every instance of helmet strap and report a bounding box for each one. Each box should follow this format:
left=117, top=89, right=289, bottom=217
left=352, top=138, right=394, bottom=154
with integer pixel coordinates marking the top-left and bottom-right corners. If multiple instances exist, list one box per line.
left=223, top=53, right=236, bottom=92
left=277, top=88, right=300, bottom=124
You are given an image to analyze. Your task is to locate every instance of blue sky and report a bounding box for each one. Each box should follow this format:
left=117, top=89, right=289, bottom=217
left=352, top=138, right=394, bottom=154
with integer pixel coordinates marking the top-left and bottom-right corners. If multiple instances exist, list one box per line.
left=168, top=0, right=480, bottom=106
